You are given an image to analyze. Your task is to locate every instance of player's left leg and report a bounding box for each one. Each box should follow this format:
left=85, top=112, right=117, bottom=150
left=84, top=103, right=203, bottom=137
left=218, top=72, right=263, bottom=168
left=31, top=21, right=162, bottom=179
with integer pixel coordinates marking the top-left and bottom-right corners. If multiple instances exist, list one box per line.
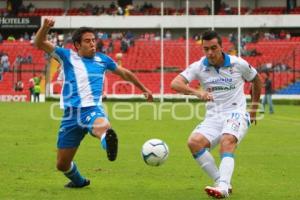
left=80, top=106, right=118, bottom=161
left=205, top=134, right=236, bottom=199
left=92, top=118, right=118, bottom=161
left=219, top=134, right=237, bottom=192
left=205, top=112, right=250, bottom=198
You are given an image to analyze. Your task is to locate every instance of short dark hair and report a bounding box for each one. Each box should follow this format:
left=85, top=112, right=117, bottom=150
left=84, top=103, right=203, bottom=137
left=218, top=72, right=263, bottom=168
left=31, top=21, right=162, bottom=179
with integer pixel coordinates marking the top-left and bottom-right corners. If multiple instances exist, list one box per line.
left=72, top=27, right=96, bottom=45
left=201, top=30, right=222, bottom=46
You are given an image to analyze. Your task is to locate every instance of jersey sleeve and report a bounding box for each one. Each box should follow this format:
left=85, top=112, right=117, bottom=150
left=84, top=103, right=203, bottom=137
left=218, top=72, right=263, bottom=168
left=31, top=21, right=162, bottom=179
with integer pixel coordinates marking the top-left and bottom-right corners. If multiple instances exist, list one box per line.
left=238, top=57, right=257, bottom=82
left=103, top=54, right=117, bottom=71
left=51, top=47, right=69, bottom=62
left=180, top=62, right=199, bottom=82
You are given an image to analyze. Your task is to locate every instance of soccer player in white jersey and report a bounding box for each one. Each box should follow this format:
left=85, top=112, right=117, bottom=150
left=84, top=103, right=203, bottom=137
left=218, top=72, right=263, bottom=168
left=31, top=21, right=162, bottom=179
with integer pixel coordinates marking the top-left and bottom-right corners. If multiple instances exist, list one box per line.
left=35, top=17, right=153, bottom=188
left=171, top=30, right=262, bottom=198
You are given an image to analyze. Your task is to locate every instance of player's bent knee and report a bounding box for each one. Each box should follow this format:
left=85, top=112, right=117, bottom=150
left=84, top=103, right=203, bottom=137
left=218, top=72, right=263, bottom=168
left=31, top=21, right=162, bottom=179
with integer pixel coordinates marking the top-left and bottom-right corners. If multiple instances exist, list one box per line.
left=187, top=137, right=205, bottom=153
left=187, top=138, right=196, bottom=149
left=220, top=134, right=237, bottom=153
left=221, top=134, right=237, bottom=145
left=93, top=118, right=110, bottom=129
left=188, top=134, right=210, bottom=151
left=93, top=124, right=110, bottom=137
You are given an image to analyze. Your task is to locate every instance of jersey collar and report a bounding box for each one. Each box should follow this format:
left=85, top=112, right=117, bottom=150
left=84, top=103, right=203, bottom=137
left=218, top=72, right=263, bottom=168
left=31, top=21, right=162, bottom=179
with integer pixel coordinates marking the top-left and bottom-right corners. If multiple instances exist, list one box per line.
left=203, top=53, right=231, bottom=69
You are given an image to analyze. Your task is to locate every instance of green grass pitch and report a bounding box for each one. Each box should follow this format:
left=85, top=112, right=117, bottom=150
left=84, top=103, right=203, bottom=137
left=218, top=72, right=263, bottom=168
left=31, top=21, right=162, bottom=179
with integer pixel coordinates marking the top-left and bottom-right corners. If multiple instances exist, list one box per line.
left=0, top=102, right=299, bottom=200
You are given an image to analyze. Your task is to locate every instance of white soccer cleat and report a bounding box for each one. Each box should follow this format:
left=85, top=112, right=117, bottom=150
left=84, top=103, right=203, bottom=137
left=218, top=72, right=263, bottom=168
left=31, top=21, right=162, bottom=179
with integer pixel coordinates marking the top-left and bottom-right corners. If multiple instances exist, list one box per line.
left=205, top=186, right=229, bottom=199
left=228, top=185, right=232, bottom=194
left=214, top=181, right=232, bottom=194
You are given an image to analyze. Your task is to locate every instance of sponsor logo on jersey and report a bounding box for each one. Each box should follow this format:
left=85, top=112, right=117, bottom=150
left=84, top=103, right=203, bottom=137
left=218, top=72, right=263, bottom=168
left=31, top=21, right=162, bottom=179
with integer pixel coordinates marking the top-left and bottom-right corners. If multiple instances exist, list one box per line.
left=207, top=77, right=233, bottom=84
left=208, top=85, right=236, bottom=92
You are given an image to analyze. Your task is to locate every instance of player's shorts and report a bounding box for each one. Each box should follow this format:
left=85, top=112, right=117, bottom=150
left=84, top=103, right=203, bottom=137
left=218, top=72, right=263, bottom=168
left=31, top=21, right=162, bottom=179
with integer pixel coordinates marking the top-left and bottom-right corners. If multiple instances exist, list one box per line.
left=57, top=106, right=108, bottom=149
left=191, top=111, right=251, bottom=148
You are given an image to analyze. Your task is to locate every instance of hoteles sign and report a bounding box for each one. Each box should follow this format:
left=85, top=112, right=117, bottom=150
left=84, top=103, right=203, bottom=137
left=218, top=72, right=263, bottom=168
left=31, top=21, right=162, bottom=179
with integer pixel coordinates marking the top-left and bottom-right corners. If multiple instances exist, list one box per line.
left=0, top=16, right=41, bottom=28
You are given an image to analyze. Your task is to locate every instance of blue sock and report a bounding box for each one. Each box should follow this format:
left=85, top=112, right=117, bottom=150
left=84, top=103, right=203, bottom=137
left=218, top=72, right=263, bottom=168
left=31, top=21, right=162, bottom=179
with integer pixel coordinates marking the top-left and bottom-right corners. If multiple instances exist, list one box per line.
left=64, top=162, right=85, bottom=186
left=221, top=152, right=234, bottom=159
left=192, top=148, right=207, bottom=159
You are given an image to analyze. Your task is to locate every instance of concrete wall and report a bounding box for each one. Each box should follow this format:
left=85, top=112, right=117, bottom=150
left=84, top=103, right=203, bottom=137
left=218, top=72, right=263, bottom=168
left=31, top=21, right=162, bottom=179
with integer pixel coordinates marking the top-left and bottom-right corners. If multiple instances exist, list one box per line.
left=49, top=15, right=300, bottom=29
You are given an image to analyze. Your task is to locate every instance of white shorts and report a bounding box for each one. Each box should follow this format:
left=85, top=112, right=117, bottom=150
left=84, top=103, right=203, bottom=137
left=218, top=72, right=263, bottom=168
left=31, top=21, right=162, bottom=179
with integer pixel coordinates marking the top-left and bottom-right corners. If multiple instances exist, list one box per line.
left=192, top=112, right=251, bottom=148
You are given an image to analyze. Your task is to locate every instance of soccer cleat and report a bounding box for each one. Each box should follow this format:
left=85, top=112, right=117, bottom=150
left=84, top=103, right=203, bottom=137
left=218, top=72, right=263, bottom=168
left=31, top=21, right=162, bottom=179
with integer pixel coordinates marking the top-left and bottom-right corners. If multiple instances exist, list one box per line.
left=105, top=129, right=118, bottom=161
left=228, top=185, right=232, bottom=194
left=214, top=181, right=232, bottom=194
left=205, top=186, right=229, bottom=199
left=64, top=179, right=90, bottom=188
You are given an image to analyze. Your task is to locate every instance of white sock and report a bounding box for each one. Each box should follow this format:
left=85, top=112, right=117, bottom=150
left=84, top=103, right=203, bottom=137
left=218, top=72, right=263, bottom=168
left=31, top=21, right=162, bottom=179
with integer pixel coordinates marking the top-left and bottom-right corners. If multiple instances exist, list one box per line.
left=218, top=154, right=235, bottom=191
left=194, top=149, right=220, bottom=182
left=63, top=161, right=74, bottom=173
left=99, top=132, right=107, bottom=149
left=100, top=132, right=106, bottom=141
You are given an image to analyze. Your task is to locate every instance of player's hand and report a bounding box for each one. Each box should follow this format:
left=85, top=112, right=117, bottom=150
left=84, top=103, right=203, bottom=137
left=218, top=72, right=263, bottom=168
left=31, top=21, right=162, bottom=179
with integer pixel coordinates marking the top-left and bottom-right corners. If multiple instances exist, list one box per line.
left=250, top=111, right=257, bottom=125
left=195, top=91, right=213, bottom=101
left=249, top=102, right=260, bottom=125
left=43, top=17, right=55, bottom=29
left=143, top=89, right=153, bottom=102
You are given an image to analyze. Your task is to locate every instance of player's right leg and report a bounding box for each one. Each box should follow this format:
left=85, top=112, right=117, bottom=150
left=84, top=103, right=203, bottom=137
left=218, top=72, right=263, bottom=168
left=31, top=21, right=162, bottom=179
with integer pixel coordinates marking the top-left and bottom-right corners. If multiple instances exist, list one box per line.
left=189, top=118, right=226, bottom=197
left=57, top=148, right=90, bottom=188
left=187, top=132, right=220, bottom=184
left=56, top=108, right=90, bottom=188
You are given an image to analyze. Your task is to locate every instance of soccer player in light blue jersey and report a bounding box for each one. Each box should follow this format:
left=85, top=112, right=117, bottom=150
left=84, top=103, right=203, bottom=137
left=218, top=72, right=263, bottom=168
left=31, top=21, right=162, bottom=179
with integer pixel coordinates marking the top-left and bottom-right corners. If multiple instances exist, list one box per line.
left=171, top=30, right=262, bottom=198
left=35, top=17, right=153, bottom=188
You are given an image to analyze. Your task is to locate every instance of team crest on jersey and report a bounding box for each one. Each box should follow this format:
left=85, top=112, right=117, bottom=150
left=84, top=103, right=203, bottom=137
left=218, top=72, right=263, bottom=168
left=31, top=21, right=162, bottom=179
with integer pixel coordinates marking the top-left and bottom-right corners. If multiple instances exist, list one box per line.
left=94, top=56, right=102, bottom=62
left=94, top=57, right=104, bottom=67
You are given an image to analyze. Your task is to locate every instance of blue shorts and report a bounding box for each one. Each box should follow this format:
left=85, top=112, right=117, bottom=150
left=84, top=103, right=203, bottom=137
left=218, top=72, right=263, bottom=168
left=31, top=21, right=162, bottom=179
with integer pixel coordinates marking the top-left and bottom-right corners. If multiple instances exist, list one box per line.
left=57, top=106, right=108, bottom=149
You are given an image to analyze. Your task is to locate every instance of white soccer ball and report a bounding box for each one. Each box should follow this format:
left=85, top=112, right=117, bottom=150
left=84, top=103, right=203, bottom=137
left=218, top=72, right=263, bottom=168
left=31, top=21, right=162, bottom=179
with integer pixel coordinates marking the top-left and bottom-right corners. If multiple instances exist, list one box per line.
left=142, top=139, right=169, bottom=166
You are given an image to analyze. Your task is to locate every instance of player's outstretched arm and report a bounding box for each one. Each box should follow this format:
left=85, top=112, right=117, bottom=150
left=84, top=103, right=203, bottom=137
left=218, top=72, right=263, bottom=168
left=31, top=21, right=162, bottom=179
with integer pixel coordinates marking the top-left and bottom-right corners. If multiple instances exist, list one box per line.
left=34, top=17, right=55, bottom=54
left=113, top=66, right=153, bottom=101
left=250, top=74, right=262, bottom=125
left=171, top=75, right=213, bottom=101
